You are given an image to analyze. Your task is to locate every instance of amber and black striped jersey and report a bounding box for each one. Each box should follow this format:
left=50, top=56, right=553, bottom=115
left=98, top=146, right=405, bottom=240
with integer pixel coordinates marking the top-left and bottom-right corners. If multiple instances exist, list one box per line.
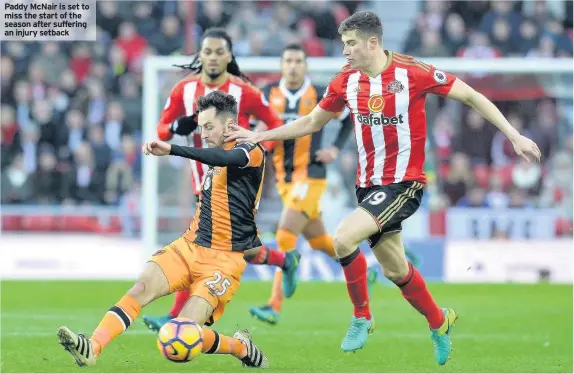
left=183, top=142, right=265, bottom=252
left=262, top=78, right=352, bottom=184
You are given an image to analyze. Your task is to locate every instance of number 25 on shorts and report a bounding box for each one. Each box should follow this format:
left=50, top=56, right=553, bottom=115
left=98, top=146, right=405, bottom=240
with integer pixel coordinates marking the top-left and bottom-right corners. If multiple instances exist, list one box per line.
left=204, top=272, right=231, bottom=297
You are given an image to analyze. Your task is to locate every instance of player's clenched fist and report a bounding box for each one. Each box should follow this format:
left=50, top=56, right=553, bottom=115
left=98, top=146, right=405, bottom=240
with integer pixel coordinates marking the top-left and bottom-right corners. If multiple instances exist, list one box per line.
left=142, top=140, right=172, bottom=156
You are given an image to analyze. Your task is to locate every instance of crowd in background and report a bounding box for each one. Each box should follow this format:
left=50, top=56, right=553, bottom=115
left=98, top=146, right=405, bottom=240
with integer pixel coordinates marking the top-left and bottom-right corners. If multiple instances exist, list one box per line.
left=1, top=0, right=572, bottom=236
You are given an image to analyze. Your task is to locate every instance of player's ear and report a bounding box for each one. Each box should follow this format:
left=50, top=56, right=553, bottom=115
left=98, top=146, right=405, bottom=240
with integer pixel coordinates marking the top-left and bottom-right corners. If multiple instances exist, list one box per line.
left=368, top=36, right=377, bottom=50
left=225, top=118, right=237, bottom=131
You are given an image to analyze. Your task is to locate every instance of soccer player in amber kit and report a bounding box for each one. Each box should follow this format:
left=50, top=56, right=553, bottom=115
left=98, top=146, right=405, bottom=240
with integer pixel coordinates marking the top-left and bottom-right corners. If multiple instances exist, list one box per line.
left=57, top=92, right=269, bottom=368
left=225, top=11, right=541, bottom=365
left=144, top=27, right=292, bottom=332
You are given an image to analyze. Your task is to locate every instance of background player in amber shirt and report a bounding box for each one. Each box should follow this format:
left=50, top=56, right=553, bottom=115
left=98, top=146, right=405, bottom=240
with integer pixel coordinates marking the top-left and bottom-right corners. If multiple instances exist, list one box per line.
left=144, top=28, right=290, bottom=332
left=225, top=11, right=541, bottom=365
left=57, top=91, right=268, bottom=369
left=248, top=44, right=378, bottom=325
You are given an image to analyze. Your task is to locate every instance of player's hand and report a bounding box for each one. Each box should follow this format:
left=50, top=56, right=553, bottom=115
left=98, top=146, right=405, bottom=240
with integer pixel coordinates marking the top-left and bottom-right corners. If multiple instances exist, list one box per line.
left=224, top=123, right=263, bottom=144
left=315, top=146, right=339, bottom=164
left=170, top=114, right=198, bottom=136
left=511, top=135, right=541, bottom=163
left=142, top=140, right=171, bottom=156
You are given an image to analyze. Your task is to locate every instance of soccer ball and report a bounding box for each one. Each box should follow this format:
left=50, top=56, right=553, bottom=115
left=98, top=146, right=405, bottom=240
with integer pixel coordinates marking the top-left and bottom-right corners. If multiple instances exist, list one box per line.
left=157, top=318, right=203, bottom=362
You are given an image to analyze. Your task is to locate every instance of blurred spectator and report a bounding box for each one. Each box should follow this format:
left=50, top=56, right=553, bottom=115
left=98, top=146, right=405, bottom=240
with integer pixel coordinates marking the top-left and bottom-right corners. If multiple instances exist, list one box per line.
left=452, top=110, right=494, bottom=165
left=69, top=44, right=93, bottom=83
left=28, top=62, right=48, bottom=100
left=298, top=18, right=326, bottom=57
left=309, top=0, right=339, bottom=41
left=518, top=18, right=541, bottom=54
left=133, top=2, right=158, bottom=40
left=422, top=0, right=449, bottom=31
left=19, top=126, right=40, bottom=174
left=485, top=173, right=510, bottom=208
left=61, top=142, right=105, bottom=204
left=1, top=56, right=16, bottom=105
left=106, top=135, right=139, bottom=205
left=490, top=18, right=516, bottom=55
left=528, top=99, right=559, bottom=160
left=96, top=1, right=122, bottom=39
left=411, top=30, right=451, bottom=57
left=404, top=14, right=428, bottom=54
left=35, top=147, right=61, bottom=204
left=1, top=153, right=35, bottom=204
left=508, top=188, right=531, bottom=208
left=197, top=0, right=231, bottom=32
left=527, top=34, right=557, bottom=57
left=117, top=75, right=142, bottom=128
left=539, top=151, right=573, bottom=221
left=441, top=13, right=467, bottom=55
left=34, top=42, right=68, bottom=87
left=104, top=101, right=129, bottom=152
left=458, top=187, right=488, bottom=207
left=88, top=125, right=112, bottom=173
left=1, top=105, right=21, bottom=169
left=443, top=153, right=475, bottom=205
left=114, top=22, right=148, bottom=69
left=63, top=109, right=86, bottom=155
left=32, top=100, right=59, bottom=151
left=479, top=1, right=522, bottom=36
left=150, top=15, right=184, bottom=56
left=457, top=32, right=502, bottom=59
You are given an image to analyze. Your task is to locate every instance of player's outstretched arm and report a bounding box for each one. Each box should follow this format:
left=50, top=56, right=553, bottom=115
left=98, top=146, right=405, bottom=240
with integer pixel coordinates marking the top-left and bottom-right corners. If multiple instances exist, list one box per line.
left=224, top=105, right=334, bottom=144
left=142, top=141, right=248, bottom=167
left=447, top=79, right=542, bottom=163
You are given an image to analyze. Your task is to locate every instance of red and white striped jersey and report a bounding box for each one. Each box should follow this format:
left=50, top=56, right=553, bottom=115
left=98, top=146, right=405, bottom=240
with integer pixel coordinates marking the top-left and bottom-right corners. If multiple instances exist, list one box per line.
left=319, top=52, right=456, bottom=187
left=157, top=74, right=282, bottom=195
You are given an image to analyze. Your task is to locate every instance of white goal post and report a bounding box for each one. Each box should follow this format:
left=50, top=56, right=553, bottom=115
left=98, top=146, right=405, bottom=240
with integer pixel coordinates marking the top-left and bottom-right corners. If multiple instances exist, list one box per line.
left=142, top=56, right=573, bottom=258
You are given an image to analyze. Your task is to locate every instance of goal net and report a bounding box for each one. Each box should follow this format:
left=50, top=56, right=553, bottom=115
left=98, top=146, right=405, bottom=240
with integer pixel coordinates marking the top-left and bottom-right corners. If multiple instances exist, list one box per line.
left=142, top=56, right=573, bottom=280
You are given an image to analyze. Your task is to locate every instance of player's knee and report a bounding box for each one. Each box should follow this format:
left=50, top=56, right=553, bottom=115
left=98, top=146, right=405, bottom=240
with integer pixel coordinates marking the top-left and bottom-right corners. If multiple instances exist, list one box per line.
left=276, top=228, right=298, bottom=252
left=308, top=234, right=333, bottom=251
left=333, top=229, right=355, bottom=258
left=129, top=263, right=170, bottom=305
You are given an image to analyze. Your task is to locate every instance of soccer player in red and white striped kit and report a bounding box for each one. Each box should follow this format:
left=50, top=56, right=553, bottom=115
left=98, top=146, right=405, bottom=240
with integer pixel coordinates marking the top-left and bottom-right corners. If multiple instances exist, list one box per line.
left=143, top=28, right=295, bottom=332
left=225, top=11, right=541, bottom=365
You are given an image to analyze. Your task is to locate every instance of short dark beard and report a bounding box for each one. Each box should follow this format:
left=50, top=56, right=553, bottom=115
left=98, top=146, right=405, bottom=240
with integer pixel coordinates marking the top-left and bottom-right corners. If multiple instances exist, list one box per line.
left=207, top=70, right=223, bottom=81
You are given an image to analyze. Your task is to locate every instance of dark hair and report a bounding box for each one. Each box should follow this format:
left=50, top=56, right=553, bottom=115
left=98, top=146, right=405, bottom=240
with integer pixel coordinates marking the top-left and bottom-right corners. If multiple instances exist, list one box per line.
left=338, top=11, right=383, bottom=43
left=173, top=28, right=251, bottom=82
left=196, top=91, right=238, bottom=119
left=282, top=43, right=307, bottom=59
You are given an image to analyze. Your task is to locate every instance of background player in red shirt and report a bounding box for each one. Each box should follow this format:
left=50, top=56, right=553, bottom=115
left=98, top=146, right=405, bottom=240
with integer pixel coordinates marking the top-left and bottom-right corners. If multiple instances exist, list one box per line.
left=143, top=28, right=292, bottom=332
left=225, top=11, right=541, bottom=366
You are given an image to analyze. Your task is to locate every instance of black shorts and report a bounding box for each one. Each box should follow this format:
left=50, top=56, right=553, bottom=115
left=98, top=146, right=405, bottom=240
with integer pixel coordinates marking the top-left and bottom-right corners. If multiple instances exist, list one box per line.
left=356, top=181, right=424, bottom=248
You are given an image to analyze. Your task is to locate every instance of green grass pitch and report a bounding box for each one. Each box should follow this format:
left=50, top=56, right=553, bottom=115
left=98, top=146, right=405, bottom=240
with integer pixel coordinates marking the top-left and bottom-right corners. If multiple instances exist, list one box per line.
left=1, top=281, right=572, bottom=373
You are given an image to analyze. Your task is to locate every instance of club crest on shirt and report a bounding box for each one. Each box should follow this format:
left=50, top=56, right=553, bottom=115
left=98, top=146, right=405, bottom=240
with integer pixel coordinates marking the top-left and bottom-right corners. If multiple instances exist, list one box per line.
left=386, top=80, right=404, bottom=94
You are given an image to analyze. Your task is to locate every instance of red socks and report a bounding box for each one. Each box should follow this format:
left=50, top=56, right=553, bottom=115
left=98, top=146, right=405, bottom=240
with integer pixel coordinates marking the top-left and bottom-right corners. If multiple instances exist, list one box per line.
left=340, top=249, right=371, bottom=320
left=169, top=290, right=190, bottom=317
left=267, top=247, right=286, bottom=268
left=395, top=262, right=444, bottom=329
left=248, top=245, right=286, bottom=269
